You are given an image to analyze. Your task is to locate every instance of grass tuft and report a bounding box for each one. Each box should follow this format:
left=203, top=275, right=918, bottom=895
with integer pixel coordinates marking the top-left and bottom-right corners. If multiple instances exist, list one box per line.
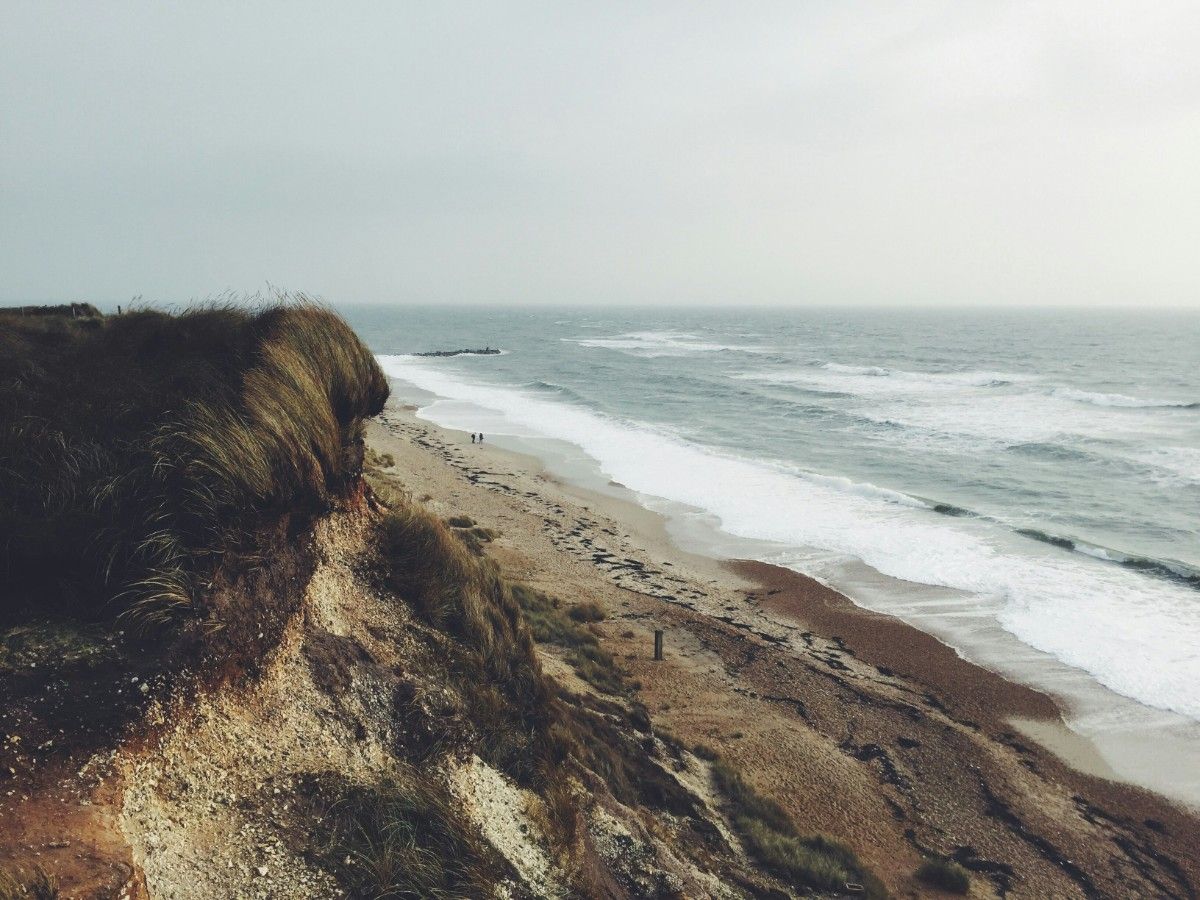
left=916, top=857, right=971, bottom=894
left=0, top=866, right=59, bottom=900
left=711, top=758, right=887, bottom=898
left=567, top=601, right=606, bottom=623
left=565, top=643, right=624, bottom=694
left=511, top=586, right=626, bottom=695
left=312, top=772, right=501, bottom=899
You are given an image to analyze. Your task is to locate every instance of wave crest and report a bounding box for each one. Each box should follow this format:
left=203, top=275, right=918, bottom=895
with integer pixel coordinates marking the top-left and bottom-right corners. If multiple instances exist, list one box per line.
left=1051, top=387, right=1198, bottom=409
left=564, top=331, right=769, bottom=357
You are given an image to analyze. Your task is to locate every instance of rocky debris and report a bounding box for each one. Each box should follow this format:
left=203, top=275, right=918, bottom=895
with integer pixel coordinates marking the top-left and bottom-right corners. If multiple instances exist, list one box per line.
left=448, top=755, right=564, bottom=898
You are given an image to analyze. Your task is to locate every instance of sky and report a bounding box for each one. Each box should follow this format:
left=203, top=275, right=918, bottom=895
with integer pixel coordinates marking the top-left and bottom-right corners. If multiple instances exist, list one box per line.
left=2, top=2, right=1199, bottom=308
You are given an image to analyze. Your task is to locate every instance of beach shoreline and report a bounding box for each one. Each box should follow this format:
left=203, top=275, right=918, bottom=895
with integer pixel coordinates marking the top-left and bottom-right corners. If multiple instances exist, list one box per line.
left=367, top=400, right=1200, bottom=896
left=384, top=389, right=1200, bottom=807
left=727, top=559, right=1123, bottom=784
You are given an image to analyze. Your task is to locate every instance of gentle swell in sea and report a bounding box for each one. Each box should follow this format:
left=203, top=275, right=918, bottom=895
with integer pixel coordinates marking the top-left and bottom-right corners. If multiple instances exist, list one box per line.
left=1050, top=386, right=1199, bottom=408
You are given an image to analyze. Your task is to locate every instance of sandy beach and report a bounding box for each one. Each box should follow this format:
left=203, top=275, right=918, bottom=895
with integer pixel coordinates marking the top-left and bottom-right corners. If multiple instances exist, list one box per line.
left=367, top=402, right=1200, bottom=897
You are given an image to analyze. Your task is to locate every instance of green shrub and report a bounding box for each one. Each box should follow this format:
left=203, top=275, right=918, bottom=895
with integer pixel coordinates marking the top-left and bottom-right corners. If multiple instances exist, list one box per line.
left=365, top=448, right=395, bottom=469
left=711, top=760, right=794, bottom=834
left=566, top=643, right=625, bottom=695
left=511, top=586, right=587, bottom=648
left=916, top=858, right=970, bottom=894
left=736, top=819, right=854, bottom=892
left=456, top=526, right=498, bottom=556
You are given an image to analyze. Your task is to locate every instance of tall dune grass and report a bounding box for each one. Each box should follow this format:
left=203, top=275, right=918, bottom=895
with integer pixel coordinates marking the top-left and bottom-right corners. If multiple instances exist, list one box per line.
left=0, top=299, right=388, bottom=630
left=376, top=501, right=557, bottom=782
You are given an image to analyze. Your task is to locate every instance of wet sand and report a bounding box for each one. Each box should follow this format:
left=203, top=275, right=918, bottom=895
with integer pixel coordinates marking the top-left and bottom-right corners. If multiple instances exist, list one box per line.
left=368, top=404, right=1200, bottom=898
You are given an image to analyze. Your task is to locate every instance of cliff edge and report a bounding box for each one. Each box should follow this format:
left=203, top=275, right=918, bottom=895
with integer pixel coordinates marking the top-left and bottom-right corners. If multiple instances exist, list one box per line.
left=0, top=304, right=880, bottom=898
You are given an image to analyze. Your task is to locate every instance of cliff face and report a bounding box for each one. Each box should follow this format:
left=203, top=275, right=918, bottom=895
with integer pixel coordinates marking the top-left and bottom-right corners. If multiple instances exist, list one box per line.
left=0, top=478, right=811, bottom=899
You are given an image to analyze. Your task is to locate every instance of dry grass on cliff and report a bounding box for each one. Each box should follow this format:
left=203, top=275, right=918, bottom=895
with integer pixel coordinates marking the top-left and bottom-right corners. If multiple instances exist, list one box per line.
left=0, top=865, right=58, bottom=899
left=511, top=585, right=626, bottom=695
left=376, top=500, right=558, bottom=784
left=711, top=758, right=887, bottom=898
left=916, top=857, right=971, bottom=894
left=372, top=483, right=700, bottom=823
left=308, top=771, right=504, bottom=900
left=0, top=299, right=388, bottom=631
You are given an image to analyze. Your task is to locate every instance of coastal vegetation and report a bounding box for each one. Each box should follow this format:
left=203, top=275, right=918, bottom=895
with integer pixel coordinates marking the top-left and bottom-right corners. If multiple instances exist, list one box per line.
left=376, top=493, right=559, bottom=784
left=365, top=455, right=731, bottom=890
left=711, top=757, right=887, bottom=898
left=511, top=584, right=627, bottom=695
left=566, top=600, right=606, bottom=623
left=0, top=866, right=58, bottom=900
left=0, top=299, right=387, bottom=631
left=307, top=771, right=504, bottom=899
left=915, top=857, right=971, bottom=894
left=445, top=514, right=499, bottom=554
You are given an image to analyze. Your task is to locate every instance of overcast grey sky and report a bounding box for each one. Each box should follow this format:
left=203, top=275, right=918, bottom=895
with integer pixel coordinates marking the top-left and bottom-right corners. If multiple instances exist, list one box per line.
left=2, top=2, right=1198, bottom=307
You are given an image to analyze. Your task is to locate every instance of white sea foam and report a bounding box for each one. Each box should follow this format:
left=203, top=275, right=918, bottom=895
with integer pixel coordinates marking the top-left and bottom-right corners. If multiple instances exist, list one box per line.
left=1133, top=446, right=1200, bottom=485
left=797, top=470, right=931, bottom=509
left=854, top=396, right=1106, bottom=447
left=565, top=331, right=768, bottom=357
left=747, top=365, right=1198, bottom=414
left=822, top=362, right=892, bottom=377
left=742, top=363, right=1182, bottom=451
left=1052, top=387, right=1198, bottom=409
left=740, top=365, right=1028, bottom=396
left=379, top=355, right=1200, bottom=721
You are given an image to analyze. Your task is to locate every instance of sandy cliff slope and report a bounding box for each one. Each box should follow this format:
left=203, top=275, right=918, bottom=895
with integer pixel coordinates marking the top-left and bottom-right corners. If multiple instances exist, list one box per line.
left=0, top=479, right=805, bottom=898
left=2, top=404, right=1198, bottom=898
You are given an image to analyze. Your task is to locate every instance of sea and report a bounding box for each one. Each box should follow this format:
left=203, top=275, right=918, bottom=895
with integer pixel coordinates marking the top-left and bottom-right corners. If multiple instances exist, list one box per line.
left=345, top=305, right=1200, bottom=802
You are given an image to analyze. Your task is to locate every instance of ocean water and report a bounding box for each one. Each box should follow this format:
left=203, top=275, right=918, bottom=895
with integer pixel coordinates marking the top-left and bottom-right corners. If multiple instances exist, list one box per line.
left=347, top=306, right=1200, bottom=729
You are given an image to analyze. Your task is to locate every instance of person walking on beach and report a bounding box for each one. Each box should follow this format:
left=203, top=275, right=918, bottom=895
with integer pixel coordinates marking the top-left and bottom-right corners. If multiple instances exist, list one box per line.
left=471, top=433, right=476, bottom=443
left=478, top=432, right=484, bottom=443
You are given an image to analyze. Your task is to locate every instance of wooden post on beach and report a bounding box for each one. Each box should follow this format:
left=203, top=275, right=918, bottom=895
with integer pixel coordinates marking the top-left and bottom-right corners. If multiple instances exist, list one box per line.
left=653, top=629, right=664, bottom=661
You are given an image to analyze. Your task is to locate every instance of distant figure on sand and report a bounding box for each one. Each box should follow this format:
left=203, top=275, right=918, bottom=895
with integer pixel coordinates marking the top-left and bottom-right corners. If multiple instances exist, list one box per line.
left=471, top=433, right=476, bottom=443
left=479, top=432, right=484, bottom=443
